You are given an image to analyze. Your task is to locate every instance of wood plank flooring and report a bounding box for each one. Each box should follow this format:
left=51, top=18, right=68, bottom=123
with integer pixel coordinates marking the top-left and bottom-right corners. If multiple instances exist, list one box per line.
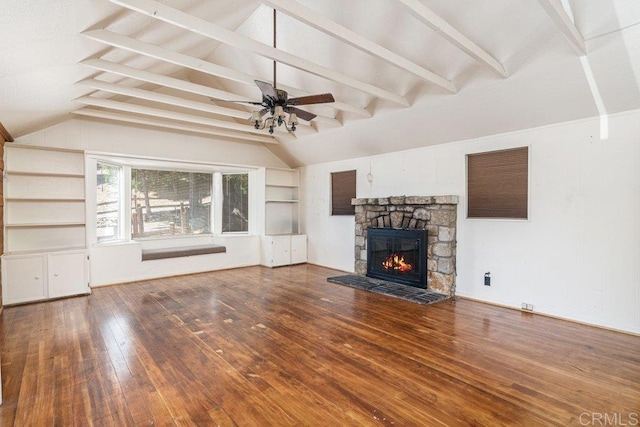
left=1, top=264, right=639, bottom=425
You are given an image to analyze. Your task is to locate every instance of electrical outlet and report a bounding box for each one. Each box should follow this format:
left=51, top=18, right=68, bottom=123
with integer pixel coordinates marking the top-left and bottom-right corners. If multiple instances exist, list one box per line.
left=522, top=303, right=534, bottom=312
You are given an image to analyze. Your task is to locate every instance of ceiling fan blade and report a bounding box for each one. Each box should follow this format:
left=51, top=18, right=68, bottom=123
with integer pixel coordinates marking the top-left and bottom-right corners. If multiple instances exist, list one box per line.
left=287, top=93, right=335, bottom=106
left=210, top=98, right=263, bottom=105
left=285, top=106, right=317, bottom=121
left=255, top=80, right=278, bottom=100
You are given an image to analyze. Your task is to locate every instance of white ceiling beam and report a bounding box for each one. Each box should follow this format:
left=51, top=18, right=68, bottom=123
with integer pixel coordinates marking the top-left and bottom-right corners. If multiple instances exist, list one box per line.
left=78, top=78, right=248, bottom=119
left=72, top=108, right=276, bottom=144
left=536, top=0, right=586, bottom=55
left=81, top=30, right=346, bottom=125
left=84, top=29, right=251, bottom=86
left=107, top=0, right=410, bottom=107
left=395, top=0, right=507, bottom=77
left=76, top=79, right=318, bottom=135
left=82, top=58, right=244, bottom=101
left=82, top=56, right=361, bottom=120
left=261, top=0, right=456, bottom=92
left=75, top=96, right=280, bottom=142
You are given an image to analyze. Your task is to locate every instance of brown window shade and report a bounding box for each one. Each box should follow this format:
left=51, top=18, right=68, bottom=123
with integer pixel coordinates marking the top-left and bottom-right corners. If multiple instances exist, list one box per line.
left=331, top=170, right=356, bottom=215
left=467, top=147, right=528, bottom=219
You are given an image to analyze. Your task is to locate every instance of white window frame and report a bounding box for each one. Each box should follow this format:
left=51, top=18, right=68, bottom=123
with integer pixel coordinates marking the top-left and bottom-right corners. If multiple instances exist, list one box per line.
left=220, top=172, right=251, bottom=234
left=86, top=154, right=256, bottom=246
left=130, top=166, right=214, bottom=240
left=95, top=160, right=126, bottom=243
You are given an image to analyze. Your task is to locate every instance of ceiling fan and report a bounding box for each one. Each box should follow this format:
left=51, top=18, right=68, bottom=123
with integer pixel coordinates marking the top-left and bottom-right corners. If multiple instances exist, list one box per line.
left=217, top=9, right=335, bottom=134
left=247, top=80, right=335, bottom=133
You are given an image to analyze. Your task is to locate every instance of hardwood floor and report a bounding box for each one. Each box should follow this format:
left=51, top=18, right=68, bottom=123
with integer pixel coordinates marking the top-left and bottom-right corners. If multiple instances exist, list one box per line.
left=1, top=264, right=639, bottom=426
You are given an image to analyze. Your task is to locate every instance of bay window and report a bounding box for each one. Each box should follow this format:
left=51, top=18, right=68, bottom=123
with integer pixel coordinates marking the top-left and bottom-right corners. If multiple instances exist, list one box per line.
left=92, top=157, right=251, bottom=243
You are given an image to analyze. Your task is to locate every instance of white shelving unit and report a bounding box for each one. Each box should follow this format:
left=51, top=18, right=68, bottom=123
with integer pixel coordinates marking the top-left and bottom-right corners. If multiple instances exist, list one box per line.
left=4, top=144, right=87, bottom=252
left=264, top=167, right=300, bottom=235
left=2, top=144, right=90, bottom=304
left=259, top=167, right=307, bottom=266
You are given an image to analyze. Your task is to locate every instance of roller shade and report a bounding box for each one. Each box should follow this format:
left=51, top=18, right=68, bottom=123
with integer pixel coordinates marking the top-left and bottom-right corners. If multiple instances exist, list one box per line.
left=331, top=170, right=356, bottom=215
left=467, top=147, right=528, bottom=219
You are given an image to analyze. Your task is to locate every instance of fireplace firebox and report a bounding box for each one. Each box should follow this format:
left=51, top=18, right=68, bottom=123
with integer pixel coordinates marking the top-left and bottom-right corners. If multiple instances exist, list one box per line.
left=366, top=228, right=427, bottom=288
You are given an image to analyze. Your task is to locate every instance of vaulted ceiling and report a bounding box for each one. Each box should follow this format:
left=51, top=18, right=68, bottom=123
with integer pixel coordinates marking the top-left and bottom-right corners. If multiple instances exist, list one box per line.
left=2, top=0, right=640, bottom=166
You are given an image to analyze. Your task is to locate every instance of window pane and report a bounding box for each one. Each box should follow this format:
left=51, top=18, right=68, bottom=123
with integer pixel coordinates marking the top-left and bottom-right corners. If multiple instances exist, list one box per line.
left=97, top=162, right=121, bottom=242
left=222, top=173, right=249, bottom=233
left=131, top=169, right=212, bottom=238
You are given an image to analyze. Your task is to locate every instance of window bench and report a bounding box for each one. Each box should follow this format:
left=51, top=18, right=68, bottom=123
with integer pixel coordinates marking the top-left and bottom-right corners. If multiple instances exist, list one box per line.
left=141, top=244, right=226, bottom=261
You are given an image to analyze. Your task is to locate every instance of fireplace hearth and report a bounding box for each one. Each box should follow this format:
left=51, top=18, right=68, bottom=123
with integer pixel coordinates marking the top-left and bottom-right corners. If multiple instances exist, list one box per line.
left=367, top=228, right=427, bottom=288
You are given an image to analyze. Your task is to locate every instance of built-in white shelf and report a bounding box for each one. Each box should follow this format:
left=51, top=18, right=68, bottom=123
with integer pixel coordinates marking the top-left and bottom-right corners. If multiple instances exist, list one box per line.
left=262, top=168, right=300, bottom=236
left=4, top=143, right=87, bottom=255
left=5, top=197, right=85, bottom=202
left=5, top=171, right=85, bottom=178
left=4, top=246, right=87, bottom=256
left=265, top=183, right=298, bottom=188
left=6, top=222, right=86, bottom=228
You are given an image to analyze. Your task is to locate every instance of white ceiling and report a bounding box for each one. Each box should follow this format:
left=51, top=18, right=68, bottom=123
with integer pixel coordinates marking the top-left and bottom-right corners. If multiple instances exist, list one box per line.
left=1, top=0, right=639, bottom=166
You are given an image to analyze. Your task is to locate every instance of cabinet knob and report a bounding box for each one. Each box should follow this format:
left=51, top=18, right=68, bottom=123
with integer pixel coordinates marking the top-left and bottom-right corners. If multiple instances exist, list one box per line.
left=54, top=273, right=59, bottom=277
left=34, top=276, right=40, bottom=280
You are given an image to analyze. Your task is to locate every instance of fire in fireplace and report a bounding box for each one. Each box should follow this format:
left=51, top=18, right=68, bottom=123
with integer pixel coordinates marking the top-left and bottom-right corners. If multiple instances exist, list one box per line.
left=382, top=253, right=413, bottom=272
left=367, top=228, right=427, bottom=288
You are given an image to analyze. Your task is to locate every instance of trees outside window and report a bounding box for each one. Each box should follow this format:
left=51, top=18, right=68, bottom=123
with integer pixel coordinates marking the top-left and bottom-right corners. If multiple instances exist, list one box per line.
left=96, top=162, right=122, bottom=242
left=222, top=173, right=249, bottom=233
left=130, top=169, right=212, bottom=238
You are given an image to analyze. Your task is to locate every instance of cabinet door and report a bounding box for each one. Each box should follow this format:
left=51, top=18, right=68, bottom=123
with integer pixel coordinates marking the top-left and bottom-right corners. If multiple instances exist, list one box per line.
left=270, top=236, right=292, bottom=267
left=48, top=252, right=89, bottom=298
left=2, top=255, right=47, bottom=304
left=290, top=235, right=307, bottom=265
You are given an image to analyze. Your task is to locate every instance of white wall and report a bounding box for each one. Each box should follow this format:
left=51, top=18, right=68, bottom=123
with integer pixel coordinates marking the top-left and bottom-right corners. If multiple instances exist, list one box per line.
left=12, top=118, right=289, bottom=285
left=90, top=236, right=260, bottom=287
left=300, top=111, right=640, bottom=334
left=17, top=118, right=289, bottom=169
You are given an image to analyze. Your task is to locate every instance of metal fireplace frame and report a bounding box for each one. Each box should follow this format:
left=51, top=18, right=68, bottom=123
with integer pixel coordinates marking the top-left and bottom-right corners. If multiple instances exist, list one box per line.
left=366, top=228, right=427, bottom=288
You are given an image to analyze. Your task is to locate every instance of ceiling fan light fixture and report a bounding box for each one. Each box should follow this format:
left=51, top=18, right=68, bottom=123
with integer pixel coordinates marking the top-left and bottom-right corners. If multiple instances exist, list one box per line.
left=274, top=105, right=286, bottom=119
left=288, top=113, right=298, bottom=131
left=250, top=111, right=262, bottom=129
left=250, top=104, right=303, bottom=134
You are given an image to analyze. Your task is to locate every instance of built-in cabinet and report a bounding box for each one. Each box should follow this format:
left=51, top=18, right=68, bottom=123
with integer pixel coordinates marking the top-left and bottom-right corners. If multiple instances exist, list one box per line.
left=258, top=167, right=307, bottom=266
left=1, top=250, right=89, bottom=305
left=260, top=234, right=307, bottom=267
left=2, top=144, right=90, bottom=305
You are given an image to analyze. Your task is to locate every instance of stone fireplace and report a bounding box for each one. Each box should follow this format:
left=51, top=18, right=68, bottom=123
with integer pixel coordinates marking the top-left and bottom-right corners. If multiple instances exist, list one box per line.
left=352, top=196, right=458, bottom=295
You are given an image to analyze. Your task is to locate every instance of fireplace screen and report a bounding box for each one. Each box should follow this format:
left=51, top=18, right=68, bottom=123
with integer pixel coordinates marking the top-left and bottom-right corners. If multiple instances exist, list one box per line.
left=366, top=228, right=427, bottom=288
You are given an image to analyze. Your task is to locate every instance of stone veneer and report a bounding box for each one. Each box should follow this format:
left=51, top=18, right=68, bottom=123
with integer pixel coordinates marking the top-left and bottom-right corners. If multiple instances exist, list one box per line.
left=352, top=195, right=459, bottom=296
